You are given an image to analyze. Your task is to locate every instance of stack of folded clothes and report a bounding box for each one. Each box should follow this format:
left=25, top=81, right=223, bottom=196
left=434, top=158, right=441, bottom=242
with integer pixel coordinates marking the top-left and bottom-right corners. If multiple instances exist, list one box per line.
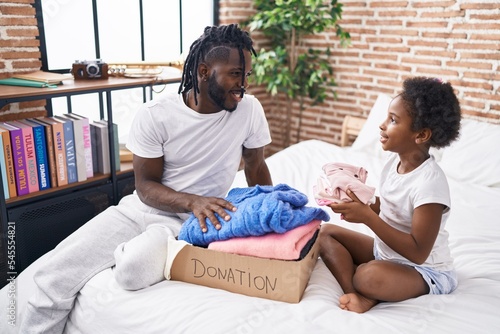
left=178, top=184, right=330, bottom=260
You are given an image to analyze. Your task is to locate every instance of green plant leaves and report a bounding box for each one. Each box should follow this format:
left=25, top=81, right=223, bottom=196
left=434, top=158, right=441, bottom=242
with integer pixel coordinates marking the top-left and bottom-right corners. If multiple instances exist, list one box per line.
left=244, top=0, right=349, bottom=103
left=242, top=0, right=350, bottom=145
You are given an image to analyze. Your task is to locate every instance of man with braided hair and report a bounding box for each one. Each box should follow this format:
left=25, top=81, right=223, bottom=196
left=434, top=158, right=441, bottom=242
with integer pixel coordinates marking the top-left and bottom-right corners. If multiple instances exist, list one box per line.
left=20, top=24, right=272, bottom=334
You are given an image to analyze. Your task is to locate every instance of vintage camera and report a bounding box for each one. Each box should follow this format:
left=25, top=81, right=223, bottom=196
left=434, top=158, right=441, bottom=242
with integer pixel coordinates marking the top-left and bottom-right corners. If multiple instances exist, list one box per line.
left=71, top=59, right=109, bottom=80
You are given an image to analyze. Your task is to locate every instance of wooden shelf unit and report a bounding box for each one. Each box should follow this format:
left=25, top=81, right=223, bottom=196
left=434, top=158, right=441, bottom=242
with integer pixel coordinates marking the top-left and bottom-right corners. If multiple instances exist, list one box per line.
left=0, top=75, right=181, bottom=283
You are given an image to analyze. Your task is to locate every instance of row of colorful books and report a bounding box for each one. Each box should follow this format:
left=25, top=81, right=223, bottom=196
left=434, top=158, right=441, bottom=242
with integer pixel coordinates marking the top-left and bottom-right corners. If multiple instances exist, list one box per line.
left=0, top=114, right=120, bottom=200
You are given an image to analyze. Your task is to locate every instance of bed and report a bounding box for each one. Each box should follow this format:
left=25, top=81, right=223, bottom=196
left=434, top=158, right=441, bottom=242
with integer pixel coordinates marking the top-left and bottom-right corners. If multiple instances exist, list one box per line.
left=2, top=94, right=500, bottom=334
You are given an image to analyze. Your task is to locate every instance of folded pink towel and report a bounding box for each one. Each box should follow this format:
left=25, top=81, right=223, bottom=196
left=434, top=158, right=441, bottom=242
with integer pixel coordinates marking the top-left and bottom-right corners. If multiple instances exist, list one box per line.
left=208, top=220, right=321, bottom=260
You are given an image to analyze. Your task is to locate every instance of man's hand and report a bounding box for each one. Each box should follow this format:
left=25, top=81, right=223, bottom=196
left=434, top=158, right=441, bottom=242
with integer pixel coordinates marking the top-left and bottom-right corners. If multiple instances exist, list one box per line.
left=190, top=196, right=237, bottom=232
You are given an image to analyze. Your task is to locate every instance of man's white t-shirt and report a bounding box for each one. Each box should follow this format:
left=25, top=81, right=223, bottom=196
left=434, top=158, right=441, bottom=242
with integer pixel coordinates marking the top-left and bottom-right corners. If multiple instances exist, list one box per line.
left=126, top=92, right=272, bottom=200
left=375, top=153, right=454, bottom=272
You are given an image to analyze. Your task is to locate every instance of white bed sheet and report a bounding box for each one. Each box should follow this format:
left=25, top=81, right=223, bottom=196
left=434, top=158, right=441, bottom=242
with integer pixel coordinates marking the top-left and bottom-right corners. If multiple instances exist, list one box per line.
left=3, top=137, right=500, bottom=334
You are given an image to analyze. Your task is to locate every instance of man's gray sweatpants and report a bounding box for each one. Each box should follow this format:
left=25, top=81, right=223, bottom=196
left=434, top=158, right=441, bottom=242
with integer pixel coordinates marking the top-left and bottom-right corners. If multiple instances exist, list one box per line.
left=19, top=194, right=184, bottom=334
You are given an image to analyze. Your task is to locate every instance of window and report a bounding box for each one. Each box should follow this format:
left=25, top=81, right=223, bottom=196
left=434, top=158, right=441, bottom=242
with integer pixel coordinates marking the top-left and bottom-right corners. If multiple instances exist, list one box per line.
left=35, top=0, right=217, bottom=143
left=37, top=0, right=218, bottom=71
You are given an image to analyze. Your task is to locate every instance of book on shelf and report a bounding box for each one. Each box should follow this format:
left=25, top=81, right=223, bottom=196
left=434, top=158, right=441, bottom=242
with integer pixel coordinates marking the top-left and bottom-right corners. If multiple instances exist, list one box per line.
left=1, top=122, right=29, bottom=196
left=17, top=119, right=52, bottom=190
left=0, top=77, right=58, bottom=88
left=95, top=120, right=120, bottom=172
left=29, top=118, right=58, bottom=188
left=0, top=127, right=10, bottom=199
left=58, top=115, right=87, bottom=182
left=36, top=117, right=68, bottom=186
left=0, top=125, right=17, bottom=198
left=90, top=121, right=110, bottom=174
left=0, top=115, right=121, bottom=199
left=8, top=121, right=40, bottom=194
left=89, top=124, right=99, bottom=175
left=63, top=113, right=93, bottom=178
left=12, top=71, right=71, bottom=85
left=53, top=116, right=78, bottom=184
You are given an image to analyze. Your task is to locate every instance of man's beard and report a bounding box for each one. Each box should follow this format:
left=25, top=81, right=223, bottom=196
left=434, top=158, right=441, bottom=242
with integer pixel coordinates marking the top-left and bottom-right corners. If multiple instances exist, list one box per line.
left=207, top=73, right=238, bottom=112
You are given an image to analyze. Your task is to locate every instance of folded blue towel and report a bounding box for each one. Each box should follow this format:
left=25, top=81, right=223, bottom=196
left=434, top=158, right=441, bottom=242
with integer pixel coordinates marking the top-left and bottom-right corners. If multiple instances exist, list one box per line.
left=178, top=184, right=330, bottom=246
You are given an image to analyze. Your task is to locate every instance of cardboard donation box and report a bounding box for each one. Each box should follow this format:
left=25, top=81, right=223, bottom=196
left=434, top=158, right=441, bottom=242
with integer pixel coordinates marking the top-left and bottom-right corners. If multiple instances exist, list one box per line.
left=170, top=238, right=319, bottom=303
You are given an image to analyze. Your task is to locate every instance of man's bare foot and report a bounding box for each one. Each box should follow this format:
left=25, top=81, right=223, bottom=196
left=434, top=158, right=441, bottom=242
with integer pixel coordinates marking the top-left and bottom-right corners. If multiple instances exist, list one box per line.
left=339, top=293, right=377, bottom=313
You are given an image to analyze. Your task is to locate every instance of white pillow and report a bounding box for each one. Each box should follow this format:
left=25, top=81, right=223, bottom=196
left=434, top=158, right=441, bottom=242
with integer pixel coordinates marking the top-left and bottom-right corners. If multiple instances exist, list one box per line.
left=352, top=93, right=392, bottom=159
left=439, top=118, right=500, bottom=187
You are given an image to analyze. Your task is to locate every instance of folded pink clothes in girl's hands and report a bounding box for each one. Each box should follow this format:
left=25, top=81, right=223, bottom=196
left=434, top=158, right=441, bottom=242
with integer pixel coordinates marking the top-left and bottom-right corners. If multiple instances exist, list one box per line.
left=314, top=162, right=376, bottom=205
left=207, top=220, right=321, bottom=260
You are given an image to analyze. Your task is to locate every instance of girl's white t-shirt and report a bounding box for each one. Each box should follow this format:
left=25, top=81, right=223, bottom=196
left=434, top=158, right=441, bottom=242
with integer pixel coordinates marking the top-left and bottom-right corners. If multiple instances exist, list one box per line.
left=126, top=93, right=271, bottom=199
left=375, top=153, right=454, bottom=271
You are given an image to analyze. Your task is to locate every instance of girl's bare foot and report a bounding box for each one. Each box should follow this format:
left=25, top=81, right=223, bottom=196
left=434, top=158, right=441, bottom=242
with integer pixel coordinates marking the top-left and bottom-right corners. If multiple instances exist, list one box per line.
left=339, top=293, right=377, bottom=313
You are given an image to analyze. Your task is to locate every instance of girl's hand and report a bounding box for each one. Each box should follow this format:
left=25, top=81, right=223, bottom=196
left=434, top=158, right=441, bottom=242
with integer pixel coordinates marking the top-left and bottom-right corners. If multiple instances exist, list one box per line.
left=328, top=189, right=374, bottom=224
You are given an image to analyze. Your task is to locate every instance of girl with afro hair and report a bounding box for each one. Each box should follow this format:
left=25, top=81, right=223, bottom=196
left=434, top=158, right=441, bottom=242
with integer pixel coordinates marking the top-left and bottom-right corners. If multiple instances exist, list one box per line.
left=319, top=77, right=461, bottom=313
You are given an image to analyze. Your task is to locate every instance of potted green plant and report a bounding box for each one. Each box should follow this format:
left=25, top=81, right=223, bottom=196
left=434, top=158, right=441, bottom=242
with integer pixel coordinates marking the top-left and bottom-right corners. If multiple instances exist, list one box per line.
left=244, top=0, right=350, bottom=147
